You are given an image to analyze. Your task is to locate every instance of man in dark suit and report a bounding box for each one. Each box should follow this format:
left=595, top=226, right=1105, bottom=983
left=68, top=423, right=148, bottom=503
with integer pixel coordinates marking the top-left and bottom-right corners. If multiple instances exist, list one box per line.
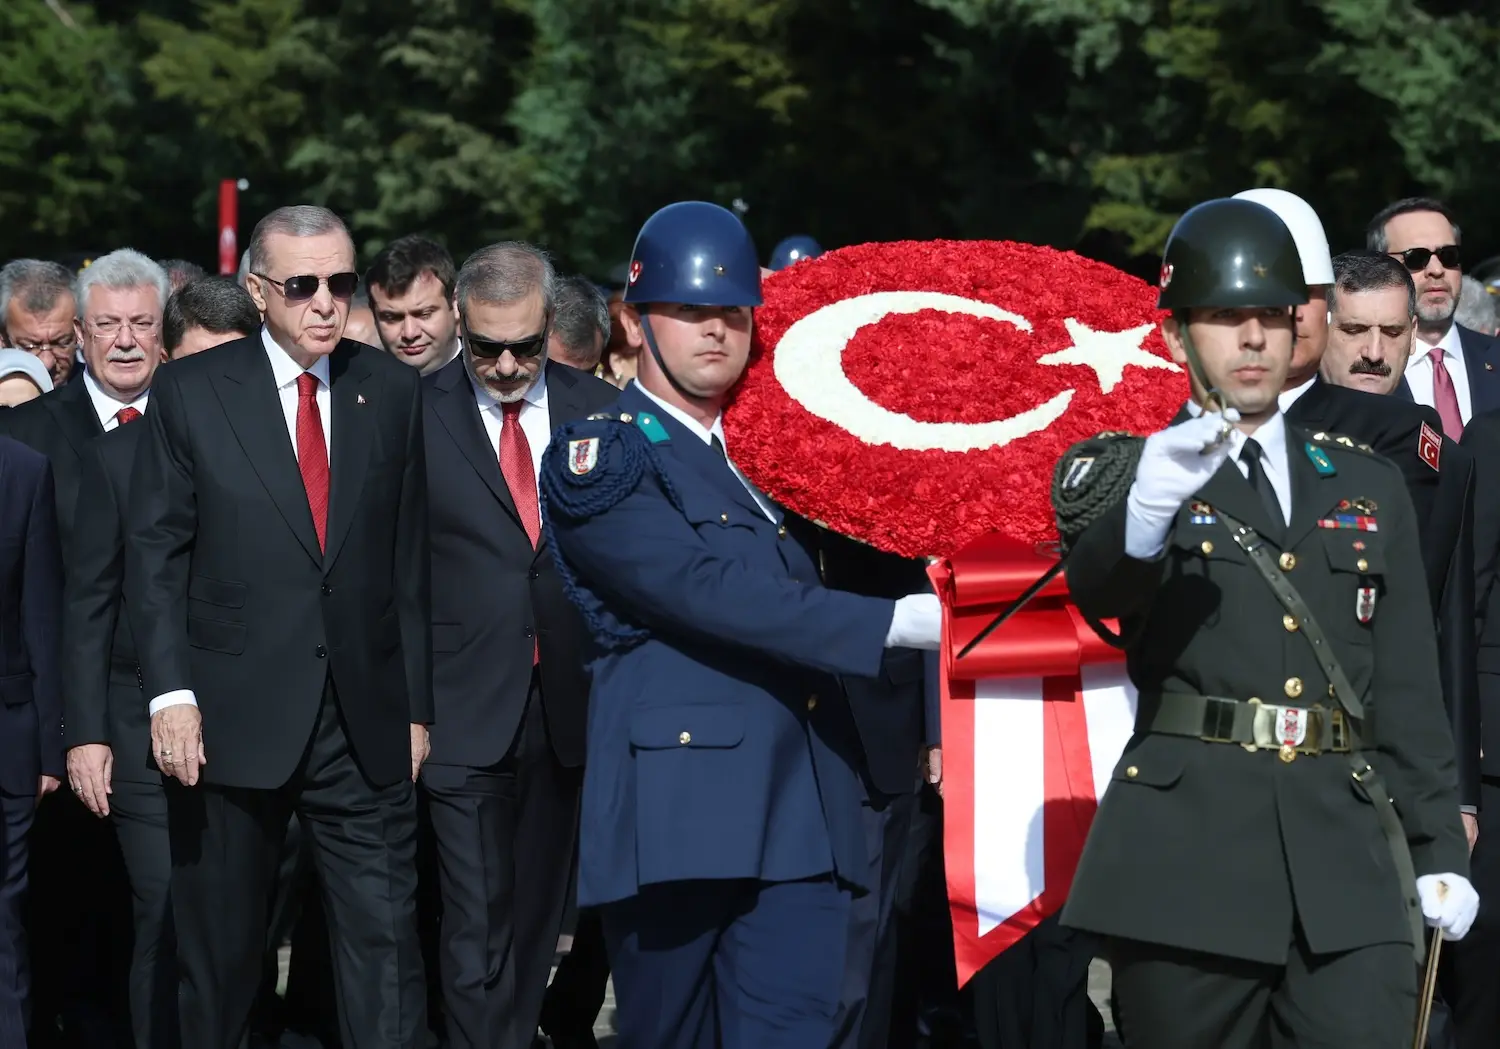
left=0, top=259, right=78, bottom=387
left=4, top=249, right=170, bottom=1049
left=62, top=276, right=261, bottom=1049
left=125, top=205, right=433, bottom=1049
left=0, top=437, right=63, bottom=1047
left=1368, top=197, right=1500, bottom=432
left=420, top=243, right=616, bottom=1049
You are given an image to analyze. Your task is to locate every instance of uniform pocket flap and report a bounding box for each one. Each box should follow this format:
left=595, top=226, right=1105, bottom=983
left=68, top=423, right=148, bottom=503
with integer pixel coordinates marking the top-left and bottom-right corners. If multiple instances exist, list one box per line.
left=0, top=672, right=31, bottom=707
left=1321, top=535, right=1385, bottom=576
left=1110, top=754, right=1184, bottom=789
left=188, top=574, right=248, bottom=608
left=630, top=706, right=745, bottom=750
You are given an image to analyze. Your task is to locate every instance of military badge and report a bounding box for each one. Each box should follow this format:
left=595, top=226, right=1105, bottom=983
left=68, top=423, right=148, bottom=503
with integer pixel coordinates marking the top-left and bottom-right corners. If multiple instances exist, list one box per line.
left=1304, top=443, right=1336, bottom=476
left=1352, top=498, right=1377, bottom=514
left=568, top=437, right=600, bottom=476
left=1316, top=514, right=1377, bottom=532
left=1418, top=422, right=1442, bottom=472
left=1356, top=587, right=1377, bottom=624
left=1188, top=500, right=1217, bottom=525
left=1061, top=455, right=1095, bottom=491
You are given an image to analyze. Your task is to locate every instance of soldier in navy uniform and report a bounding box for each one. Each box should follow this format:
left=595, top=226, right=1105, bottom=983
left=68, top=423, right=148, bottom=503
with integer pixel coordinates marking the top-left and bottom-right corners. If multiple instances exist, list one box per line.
left=1060, top=198, right=1477, bottom=1047
left=539, top=201, right=942, bottom=1049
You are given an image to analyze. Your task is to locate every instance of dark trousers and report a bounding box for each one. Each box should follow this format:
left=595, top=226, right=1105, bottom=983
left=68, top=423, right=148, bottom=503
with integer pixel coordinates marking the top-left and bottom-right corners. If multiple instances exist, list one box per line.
left=167, top=687, right=425, bottom=1049
left=969, top=914, right=1101, bottom=1049
left=1107, top=930, right=1417, bottom=1049
left=603, top=877, right=851, bottom=1049
left=541, top=911, right=610, bottom=1043
left=1441, top=774, right=1500, bottom=1048
left=831, top=787, right=919, bottom=1049
left=422, top=685, right=581, bottom=1049
left=1, top=786, right=35, bottom=1048
left=111, top=779, right=179, bottom=1049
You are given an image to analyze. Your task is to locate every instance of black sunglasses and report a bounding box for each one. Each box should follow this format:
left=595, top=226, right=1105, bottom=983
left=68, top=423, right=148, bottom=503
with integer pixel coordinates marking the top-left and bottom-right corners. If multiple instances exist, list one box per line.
left=1391, top=246, right=1460, bottom=272
left=464, top=317, right=551, bottom=359
left=255, top=271, right=360, bottom=302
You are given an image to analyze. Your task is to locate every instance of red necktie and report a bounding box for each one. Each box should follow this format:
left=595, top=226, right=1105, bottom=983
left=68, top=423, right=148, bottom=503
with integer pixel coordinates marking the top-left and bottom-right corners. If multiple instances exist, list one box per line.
left=499, top=401, right=541, bottom=664
left=296, top=373, right=330, bottom=551
left=1431, top=346, right=1465, bottom=440
left=115, top=407, right=142, bottom=426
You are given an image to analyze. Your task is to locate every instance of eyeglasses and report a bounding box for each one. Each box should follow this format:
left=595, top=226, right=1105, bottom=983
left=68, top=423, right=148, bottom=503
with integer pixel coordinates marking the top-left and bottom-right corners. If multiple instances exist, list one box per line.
left=255, top=272, right=359, bottom=302
left=10, top=336, right=76, bottom=355
left=1391, top=246, right=1461, bottom=272
left=87, top=319, right=160, bottom=341
left=464, top=317, right=551, bottom=359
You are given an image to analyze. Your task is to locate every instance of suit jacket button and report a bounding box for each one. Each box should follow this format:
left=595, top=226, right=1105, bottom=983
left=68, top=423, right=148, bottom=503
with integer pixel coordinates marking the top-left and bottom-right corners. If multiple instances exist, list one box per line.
left=528, top=569, right=540, bottom=580
left=321, top=583, right=332, bottom=595
left=1284, top=677, right=1303, bottom=699
left=524, top=627, right=535, bottom=638
left=315, top=644, right=327, bottom=658
left=678, top=731, right=691, bottom=745
left=1279, top=552, right=1297, bottom=571
left=806, top=695, right=818, bottom=712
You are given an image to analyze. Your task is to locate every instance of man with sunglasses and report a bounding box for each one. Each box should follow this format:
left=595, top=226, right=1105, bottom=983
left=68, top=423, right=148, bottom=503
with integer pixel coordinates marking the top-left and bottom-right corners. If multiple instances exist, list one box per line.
left=540, top=201, right=941, bottom=1049
left=125, top=205, right=433, bottom=1049
left=1368, top=197, right=1500, bottom=436
left=419, top=242, right=616, bottom=1049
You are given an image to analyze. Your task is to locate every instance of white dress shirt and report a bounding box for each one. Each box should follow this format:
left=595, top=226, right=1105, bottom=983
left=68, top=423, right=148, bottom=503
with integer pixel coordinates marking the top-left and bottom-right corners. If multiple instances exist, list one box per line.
left=471, top=362, right=550, bottom=481
left=149, top=329, right=335, bottom=716
left=628, top=382, right=938, bottom=647
left=1405, top=324, right=1472, bottom=424
left=1278, top=376, right=1315, bottom=412
left=82, top=368, right=150, bottom=431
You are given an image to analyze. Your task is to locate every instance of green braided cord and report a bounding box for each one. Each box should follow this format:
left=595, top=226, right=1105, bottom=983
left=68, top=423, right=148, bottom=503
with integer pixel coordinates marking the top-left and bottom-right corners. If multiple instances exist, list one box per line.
left=1052, top=433, right=1146, bottom=556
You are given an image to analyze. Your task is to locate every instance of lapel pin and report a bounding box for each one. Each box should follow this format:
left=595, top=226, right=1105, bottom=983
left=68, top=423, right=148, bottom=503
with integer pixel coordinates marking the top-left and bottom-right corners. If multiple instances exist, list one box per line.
left=1486, top=362, right=1494, bottom=371
left=356, top=394, right=367, bottom=405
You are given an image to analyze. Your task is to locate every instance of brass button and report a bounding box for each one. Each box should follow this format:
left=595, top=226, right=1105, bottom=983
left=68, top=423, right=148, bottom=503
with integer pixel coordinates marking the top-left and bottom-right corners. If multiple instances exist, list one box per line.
left=777, top=525, right=787, bottom=539
left=1279, top=552, right=1296, bottom=571
left=678, top=731, right=691, bottom=745
left=1200, top=540, right=1214, bottom=555
left=1329, top=684, right=1337, bottom=697
left=619, top=412, right=634, bottom=423
left=1282, top=614, right=1298, bottom=632
left=1125, top=766, right=1139, bottom=779
left=806, top=695, right=818, bottom=712
left=1356, top=557, right=1369, bottom=572
left=720, top=513, right=729, bottom=523
left=1284, top=677, right=1303, bottom=699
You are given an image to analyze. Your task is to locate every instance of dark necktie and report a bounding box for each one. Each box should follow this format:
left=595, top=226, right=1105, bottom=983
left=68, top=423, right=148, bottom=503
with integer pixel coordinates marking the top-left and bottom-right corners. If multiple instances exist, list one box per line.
left=115, top=406, right=142, bottom=426
left=295, top=373, right=329, bottom=552
left=711, top=433, right=727, bottom=460
left=1240, top=438, right=1284, bottom=538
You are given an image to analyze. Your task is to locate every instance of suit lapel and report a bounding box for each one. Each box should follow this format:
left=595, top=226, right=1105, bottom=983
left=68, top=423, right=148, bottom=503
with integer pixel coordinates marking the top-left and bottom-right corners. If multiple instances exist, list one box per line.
left=429, top=357, right=522, bottom=529
left=209, top=338, right=322, bottom=565
left=621, top=385, right=770, bottom=521
left=47, top=378, right=103, bottom=458
left=322, top=344, right=379, bottom=572
left=1460, top=325, right=1500, bottom=418
left=1197, top=456, right=1281, bottom=545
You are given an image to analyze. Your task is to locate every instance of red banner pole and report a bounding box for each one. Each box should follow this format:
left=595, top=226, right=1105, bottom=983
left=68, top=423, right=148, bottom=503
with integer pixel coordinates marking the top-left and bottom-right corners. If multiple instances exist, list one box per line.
left=217, top=179, right=239, bottom=276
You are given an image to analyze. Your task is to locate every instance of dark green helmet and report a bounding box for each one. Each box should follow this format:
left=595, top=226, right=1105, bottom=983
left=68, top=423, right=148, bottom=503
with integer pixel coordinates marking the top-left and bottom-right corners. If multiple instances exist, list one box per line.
left=1157, top=198, right=1308, bottom=311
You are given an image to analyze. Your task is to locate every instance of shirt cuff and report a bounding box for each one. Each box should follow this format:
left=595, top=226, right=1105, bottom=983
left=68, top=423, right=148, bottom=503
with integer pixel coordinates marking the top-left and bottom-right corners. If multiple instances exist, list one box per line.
left=1460, top=805, right=1478, bottom=816
left=148, top=690, right=198, bottom=716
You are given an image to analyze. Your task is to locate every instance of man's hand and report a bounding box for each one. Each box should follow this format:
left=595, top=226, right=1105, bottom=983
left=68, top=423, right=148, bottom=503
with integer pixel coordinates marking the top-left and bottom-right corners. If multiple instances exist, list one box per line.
left=67, top=744, right=114, bottom=817
left=1463, top=812, right=1479, bottom=854
left=410, top=723, right=430, bottom=782
left=1417, top=873, right=1480, bottom=940
left=152, top=705, right=206, bottom=786
left=925, top=745, right=943, bottom=798
left=36, top=775, right=61, bottom=809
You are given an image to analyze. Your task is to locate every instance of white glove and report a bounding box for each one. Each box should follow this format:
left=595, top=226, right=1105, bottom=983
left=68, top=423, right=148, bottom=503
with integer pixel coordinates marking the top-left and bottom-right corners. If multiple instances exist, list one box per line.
left=1416, top=873, right=1480, bottom=940
left=885, top=593, right=941, bottom=651
left=1124, top=411, right=1240, bottom=559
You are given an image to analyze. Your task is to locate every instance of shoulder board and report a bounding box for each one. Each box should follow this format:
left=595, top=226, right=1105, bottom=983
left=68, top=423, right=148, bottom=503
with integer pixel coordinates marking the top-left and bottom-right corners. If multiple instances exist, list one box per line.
left=585, top=410, right=670, bottom=443
left=540, top=416, right=654, bottom=521
left=1305, top=430, right=1378, bottom=456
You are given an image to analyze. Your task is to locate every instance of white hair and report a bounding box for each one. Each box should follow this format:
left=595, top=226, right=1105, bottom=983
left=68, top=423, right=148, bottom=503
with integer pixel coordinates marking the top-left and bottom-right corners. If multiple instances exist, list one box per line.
left=1456, top=275, right=1499, bottom=335
left=74, top=249, right=170, bottom=318
left=246, top=205, right=351, bottom=276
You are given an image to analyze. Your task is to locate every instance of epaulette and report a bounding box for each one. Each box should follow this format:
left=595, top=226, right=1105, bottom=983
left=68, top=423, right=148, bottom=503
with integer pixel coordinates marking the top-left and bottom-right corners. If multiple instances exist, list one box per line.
left=1306, top=431, right=1376, bottom=456
left=585, top=410, right=671, bottom=443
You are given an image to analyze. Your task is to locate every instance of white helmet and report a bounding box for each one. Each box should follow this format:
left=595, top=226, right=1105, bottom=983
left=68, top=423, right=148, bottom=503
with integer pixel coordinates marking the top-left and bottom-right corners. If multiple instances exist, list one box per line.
left=1232, top=188, right=1334, bottom=286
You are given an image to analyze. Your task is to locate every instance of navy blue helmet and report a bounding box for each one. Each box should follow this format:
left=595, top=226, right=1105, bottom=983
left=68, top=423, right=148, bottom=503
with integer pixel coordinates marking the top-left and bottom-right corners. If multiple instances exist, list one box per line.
left=623, top=202, right=762, bottom=308
left=768, top=234, right=823, bottom=271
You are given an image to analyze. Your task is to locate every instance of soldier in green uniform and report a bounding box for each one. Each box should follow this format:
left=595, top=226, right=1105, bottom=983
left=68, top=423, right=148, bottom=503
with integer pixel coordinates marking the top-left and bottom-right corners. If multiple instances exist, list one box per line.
left=1059, top=198, right=1478, bottom=1048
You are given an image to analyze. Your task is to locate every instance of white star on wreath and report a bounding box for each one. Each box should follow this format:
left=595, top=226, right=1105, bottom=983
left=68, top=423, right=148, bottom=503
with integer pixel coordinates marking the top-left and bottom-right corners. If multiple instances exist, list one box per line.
left=1036, top=318, right=1177, bottom=394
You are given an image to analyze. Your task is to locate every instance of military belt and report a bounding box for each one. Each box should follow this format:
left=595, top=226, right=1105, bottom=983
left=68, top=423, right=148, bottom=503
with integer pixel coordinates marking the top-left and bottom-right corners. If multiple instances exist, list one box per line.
left=1146, top=693, right=1349, bottom=761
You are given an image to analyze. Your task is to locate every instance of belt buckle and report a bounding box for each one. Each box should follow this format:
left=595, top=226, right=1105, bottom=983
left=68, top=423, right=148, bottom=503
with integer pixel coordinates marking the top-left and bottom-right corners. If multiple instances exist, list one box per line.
left=1252, top=702, right=1315, bottom=763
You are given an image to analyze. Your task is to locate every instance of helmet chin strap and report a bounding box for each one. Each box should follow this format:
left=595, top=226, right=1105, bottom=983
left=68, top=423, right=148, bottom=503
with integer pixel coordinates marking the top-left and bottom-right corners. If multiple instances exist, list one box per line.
left=640, top=310, right=701, bottom=401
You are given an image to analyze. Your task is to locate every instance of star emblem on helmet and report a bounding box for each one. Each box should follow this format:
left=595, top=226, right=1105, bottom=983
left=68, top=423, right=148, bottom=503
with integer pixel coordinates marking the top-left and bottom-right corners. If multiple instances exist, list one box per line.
left=1253, top=263, right=1268, bottom=278
left=714, top=264, right=726, bottom=276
